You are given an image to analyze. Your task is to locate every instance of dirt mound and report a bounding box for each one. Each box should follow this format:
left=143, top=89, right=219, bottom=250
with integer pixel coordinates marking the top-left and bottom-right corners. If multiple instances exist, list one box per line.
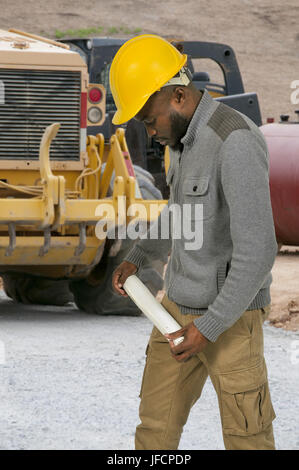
left=1, top=0, right=299, bottom=121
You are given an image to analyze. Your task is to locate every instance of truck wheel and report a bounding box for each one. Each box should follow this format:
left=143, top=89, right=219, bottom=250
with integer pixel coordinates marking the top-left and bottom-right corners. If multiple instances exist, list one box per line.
left=2, top=273, right=73, bottom=306
left=69, top=238, right=166, bottom=315
left=69, top=166, right=168, bottom=315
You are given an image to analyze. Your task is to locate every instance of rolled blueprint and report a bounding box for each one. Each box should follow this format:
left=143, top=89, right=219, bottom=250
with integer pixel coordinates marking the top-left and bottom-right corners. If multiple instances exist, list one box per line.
left=123, top=275, right=184, bottom=346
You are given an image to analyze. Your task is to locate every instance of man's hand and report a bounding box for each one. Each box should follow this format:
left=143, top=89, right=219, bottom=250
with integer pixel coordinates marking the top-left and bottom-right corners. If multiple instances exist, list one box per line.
left=112, top=261, right=138, bottom=297
left=165, top=322, right=209, bottom=362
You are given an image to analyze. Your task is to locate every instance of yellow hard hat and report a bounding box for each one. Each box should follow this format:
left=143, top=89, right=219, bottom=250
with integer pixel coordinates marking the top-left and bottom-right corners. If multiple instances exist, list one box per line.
left=109, top=34, right=188, bottom=124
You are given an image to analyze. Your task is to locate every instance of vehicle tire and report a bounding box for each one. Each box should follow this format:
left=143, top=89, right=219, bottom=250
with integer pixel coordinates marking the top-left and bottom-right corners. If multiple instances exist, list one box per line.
left=69, top=165, right=168, bottom=315
left=69, top=238, right=166, bottom=315
left=2, top=273, right=73, bottom=306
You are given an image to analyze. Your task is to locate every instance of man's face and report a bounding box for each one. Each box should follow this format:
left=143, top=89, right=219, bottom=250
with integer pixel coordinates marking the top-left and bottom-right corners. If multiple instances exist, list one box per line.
left=135, top=87, right=190, bottom=151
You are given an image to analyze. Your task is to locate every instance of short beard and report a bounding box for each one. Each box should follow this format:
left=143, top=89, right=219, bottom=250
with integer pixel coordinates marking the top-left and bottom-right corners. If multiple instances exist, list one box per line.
left=169, top=111, right=190, bottom=152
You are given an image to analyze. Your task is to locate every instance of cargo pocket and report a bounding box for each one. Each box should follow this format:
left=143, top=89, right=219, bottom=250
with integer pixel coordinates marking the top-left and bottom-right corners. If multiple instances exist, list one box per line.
left=219, top=361, right=276, bottom=436
left=139, top=343, right=151, bottom=398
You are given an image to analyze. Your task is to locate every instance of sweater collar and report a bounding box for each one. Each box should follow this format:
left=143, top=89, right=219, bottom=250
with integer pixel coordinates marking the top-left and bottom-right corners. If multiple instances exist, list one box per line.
left=181, top=89, right=214, bottom=147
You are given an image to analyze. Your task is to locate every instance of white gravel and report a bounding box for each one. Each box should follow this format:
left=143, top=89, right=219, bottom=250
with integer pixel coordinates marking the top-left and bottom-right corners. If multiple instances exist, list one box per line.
left=0, top=290, right=298, bottom=450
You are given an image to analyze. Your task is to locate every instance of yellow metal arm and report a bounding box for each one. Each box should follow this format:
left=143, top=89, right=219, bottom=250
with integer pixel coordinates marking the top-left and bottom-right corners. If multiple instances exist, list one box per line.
left=39, top=122, right=66, bottom=228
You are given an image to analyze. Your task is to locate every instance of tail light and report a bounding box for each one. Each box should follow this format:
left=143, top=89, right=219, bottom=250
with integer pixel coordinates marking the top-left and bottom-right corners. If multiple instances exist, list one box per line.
left=88, top=87, right=103, bottom=104
left=86, top=84, right=106, bottom=126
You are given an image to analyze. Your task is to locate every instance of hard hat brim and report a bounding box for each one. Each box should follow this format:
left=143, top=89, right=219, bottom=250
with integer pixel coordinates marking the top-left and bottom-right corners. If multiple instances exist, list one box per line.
left=112, top=92, right=150, bottom=125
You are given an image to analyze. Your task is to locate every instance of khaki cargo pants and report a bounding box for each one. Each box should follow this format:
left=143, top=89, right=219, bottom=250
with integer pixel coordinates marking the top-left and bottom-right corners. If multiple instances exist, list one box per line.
left=135, top=294, right=276, bottom=450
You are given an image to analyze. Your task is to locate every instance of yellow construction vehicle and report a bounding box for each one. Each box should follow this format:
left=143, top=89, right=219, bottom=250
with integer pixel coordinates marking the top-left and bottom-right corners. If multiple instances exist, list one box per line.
left=0, top=29, right=167, bottom=314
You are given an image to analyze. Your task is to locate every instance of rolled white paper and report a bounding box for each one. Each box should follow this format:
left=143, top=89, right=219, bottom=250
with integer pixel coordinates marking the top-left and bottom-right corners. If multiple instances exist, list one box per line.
left=123, top=275, right=184, bottom=346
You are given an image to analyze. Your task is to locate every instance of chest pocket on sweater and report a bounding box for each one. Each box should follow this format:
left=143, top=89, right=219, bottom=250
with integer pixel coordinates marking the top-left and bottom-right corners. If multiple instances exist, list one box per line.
left=183, top=176, right=214, bottom=220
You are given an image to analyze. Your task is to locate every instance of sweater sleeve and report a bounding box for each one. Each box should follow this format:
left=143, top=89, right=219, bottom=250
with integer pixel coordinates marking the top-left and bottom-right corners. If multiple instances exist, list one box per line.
left=124, top=201, right=172, bottom=269
left=194, top=128, right=277, bottom=341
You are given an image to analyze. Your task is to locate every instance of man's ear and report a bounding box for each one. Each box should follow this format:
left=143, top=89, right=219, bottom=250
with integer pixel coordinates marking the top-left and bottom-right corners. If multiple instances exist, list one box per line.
left=171, top=86, right=187, bottom=108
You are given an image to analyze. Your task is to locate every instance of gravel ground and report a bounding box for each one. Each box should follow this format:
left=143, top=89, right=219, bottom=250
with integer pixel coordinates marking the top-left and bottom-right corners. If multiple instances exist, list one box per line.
left=0, top=291, right=298, bottom=450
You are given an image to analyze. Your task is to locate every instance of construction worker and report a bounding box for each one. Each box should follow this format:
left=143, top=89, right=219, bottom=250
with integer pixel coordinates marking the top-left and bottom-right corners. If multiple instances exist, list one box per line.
left=110, top=34, right=277, bottom=450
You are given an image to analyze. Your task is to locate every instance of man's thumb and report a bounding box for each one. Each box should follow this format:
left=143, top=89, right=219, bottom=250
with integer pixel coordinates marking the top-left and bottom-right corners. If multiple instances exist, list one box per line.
left=165, top=327, right=186, bottom=340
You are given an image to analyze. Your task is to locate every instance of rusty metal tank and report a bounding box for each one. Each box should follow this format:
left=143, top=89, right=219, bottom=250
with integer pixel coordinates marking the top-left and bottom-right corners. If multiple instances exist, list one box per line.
left=260, top=121, right=299, bottom=246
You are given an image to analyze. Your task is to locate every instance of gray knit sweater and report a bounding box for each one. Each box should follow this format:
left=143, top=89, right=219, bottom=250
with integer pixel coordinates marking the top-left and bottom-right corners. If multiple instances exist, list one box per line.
left=124, top=90, right=277, bottom=342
